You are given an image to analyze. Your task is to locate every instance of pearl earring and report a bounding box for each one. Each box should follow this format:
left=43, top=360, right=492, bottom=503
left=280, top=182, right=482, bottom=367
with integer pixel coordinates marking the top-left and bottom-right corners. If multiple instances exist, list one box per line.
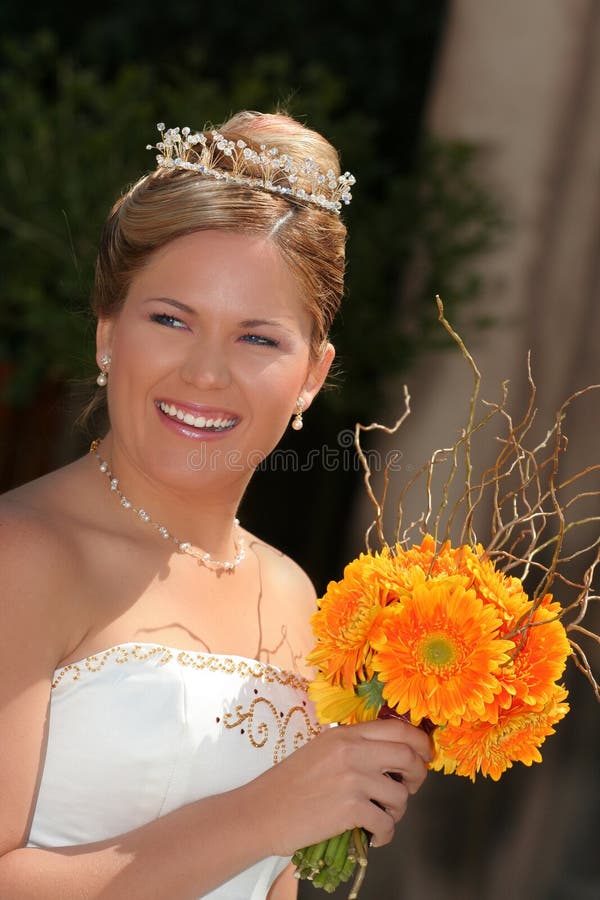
left=96, top=353, right=111, bottom=387
left=291, top=397, right=305, bottom=431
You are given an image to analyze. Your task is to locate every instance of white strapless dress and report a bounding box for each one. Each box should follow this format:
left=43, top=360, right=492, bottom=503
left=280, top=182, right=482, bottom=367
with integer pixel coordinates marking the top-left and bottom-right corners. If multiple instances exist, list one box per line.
left=27, top=642, right=320, bottom=899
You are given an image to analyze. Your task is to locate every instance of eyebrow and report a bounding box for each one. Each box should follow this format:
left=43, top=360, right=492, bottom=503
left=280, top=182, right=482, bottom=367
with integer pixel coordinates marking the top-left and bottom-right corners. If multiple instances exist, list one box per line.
left=144, top=298, right=295, bottom=330
left=239, top=318, right=292, bottom=329
left=144, top=297, right=195, bottom=314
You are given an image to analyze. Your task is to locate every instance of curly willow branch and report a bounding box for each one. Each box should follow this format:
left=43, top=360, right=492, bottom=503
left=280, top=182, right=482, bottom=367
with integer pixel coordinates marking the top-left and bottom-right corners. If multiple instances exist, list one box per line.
left=355, top=385, right=411, bottom=549
left=353, top=298, right=600, bottom=698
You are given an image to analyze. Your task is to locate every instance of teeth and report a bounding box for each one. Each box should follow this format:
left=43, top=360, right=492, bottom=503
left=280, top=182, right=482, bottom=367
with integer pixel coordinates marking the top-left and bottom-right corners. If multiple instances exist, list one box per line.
left=159, top=402, right=236, bottom=431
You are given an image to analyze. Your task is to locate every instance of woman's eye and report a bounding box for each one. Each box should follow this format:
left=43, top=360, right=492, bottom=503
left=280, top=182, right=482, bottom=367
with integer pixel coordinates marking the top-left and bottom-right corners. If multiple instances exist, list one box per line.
left=149, top=312, right=187, bottom=329
left=240, top=333, right=279, bottom=348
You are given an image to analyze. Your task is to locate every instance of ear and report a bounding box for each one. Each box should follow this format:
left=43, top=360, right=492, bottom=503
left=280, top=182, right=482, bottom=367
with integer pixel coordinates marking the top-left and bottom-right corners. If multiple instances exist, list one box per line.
left=95, top=317, right=115, bottom=367
left=299, top=342, right=336, bottom=411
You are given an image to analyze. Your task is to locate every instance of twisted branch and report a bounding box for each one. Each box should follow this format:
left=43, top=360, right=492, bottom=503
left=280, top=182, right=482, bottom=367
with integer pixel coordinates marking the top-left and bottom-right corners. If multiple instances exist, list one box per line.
left=353, top=298, right=600, bottom=698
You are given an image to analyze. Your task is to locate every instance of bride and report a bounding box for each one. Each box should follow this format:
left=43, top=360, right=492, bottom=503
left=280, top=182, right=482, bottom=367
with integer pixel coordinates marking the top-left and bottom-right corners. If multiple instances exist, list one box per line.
left=0, top=111, right=431, bottom=899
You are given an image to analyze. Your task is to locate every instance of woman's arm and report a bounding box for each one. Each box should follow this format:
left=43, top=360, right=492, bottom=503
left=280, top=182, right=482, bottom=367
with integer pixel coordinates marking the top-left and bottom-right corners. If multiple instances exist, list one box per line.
left=0, top=512, right=432, bottom=899
left=1, top=717, right=429, bottom=900
left=0, top=512, right=277, bottom=898
left=267, top=863, right=298, bottom=900
left=1, top=788, right=281, bottom=900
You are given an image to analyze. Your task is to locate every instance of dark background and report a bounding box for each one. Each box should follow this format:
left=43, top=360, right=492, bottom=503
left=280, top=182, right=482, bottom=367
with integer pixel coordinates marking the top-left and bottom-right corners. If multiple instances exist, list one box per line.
left=1, top=3, right=598, bottom=899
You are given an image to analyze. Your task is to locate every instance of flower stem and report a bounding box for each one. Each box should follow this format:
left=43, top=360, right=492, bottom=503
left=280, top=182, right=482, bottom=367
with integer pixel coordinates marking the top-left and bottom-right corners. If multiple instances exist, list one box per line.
left=293, top=828, right=364, bottom=894
left=323, top=833, right=342, bottom=868
left=306, top=839, right=329, bottom=872
left=348, top=828, right=369, bottom=899
left=332, top=828, right=352, bottom=873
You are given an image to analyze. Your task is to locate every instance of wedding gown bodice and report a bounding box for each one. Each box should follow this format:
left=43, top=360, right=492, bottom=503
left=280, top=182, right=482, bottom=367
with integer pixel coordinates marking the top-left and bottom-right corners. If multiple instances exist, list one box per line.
left=27, top=642, right=320, bottom=899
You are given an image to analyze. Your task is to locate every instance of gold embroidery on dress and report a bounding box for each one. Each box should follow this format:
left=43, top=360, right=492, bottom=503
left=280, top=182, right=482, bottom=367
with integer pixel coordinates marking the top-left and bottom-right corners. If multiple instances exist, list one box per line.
left=222, top=697, right=320, bottom=764
left=51, top=644, right=308, bottom=692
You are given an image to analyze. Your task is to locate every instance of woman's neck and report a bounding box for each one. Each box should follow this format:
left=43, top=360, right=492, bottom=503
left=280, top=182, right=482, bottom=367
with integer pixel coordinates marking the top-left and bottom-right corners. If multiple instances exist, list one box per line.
left=90, top=433, right=249, bottom=560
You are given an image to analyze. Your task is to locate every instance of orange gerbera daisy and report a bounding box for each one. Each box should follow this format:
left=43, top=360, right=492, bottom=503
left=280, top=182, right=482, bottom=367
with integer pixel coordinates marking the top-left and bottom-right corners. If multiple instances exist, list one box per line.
left=308, top=676, right=378, bottom=725
left=371, top=576, right=514, bottom=726
left=432, top=684, right=569, bottom=780
left=496, top=593, right=571, bottom=709
left=378, top=535, right=463, bottom=598
left=457, top=547, right=531, bottom=630
left=306, top=554, right=391, bottom=686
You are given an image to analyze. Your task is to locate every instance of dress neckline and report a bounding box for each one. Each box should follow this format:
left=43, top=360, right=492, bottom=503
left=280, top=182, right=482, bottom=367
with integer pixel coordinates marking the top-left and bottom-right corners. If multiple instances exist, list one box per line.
left=53, top=640, right=306, bottom=684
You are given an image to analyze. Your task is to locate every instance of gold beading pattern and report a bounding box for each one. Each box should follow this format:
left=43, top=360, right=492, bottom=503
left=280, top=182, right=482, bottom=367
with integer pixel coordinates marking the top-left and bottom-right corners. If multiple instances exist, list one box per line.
left=223, top=697, right=320, bottom=764
left=51, top=644, right=309, bottom=692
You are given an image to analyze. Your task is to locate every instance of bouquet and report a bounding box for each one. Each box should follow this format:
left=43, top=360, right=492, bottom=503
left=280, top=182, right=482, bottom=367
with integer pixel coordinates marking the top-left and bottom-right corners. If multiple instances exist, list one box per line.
left=293, top=299, right=599, bottom=897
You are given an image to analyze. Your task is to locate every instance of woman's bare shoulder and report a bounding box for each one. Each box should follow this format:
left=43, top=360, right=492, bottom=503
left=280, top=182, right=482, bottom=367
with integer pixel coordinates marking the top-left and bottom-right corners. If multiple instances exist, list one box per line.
left=245, top=531, right=318, bottom=671
left=0, top=469, right=83, bottom=568
left=0, top=474, right=93, bottom=855
left=0, top=468, right=91, bottom=661
left=246, top=531, right=317, bottom=603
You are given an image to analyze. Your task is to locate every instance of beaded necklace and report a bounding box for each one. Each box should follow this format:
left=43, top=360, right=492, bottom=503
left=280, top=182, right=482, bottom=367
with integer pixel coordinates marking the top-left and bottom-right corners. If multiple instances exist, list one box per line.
left=90, top=440, right=245, bottom=573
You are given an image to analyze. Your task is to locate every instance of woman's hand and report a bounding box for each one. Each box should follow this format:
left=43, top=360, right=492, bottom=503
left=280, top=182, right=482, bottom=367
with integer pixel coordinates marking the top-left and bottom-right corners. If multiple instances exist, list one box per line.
left=243, top=717, right=432, bottom=857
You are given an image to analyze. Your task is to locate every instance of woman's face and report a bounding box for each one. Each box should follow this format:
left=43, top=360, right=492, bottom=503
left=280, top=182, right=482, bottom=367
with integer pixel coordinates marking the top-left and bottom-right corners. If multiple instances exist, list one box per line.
left=96, top=230, right=334, bottom=496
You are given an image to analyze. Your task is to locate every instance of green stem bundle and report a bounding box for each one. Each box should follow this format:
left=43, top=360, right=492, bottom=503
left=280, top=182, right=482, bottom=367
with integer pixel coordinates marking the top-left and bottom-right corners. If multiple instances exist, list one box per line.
left=293, top=827, right=369, bottom=897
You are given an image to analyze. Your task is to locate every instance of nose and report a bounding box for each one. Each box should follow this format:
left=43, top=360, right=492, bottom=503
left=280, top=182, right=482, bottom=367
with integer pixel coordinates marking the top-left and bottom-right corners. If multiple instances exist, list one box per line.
left=179, top=338, right=232, bottom=390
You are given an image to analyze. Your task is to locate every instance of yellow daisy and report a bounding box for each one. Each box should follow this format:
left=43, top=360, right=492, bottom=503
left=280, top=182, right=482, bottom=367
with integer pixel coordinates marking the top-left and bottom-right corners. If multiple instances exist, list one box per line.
left=308, top=676, right=378, bottom=725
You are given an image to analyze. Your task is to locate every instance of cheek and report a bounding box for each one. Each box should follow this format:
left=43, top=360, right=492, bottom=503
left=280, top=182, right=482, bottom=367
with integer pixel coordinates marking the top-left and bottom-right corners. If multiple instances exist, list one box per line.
left=111, top=322, right=180, bottom=383
left=250, top=358, right=305, bottom=405
left=104, top=329, right=164, bottom=428
left=247, top=368, right=302, bottom=442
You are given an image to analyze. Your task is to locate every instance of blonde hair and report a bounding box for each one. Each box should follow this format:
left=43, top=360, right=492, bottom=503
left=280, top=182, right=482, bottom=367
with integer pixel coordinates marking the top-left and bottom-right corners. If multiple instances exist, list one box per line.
left=92, top=111, right=347, bottom=357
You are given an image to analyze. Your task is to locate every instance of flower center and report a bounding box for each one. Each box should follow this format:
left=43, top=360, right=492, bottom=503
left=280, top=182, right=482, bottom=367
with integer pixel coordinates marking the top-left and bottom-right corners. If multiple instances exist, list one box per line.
left=419, top=634, right=457, bottom=668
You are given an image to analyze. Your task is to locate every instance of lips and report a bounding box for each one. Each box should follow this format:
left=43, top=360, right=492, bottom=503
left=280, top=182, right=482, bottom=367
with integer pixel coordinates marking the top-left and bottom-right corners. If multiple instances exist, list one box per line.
left=155, top=399, right=240, bottom=433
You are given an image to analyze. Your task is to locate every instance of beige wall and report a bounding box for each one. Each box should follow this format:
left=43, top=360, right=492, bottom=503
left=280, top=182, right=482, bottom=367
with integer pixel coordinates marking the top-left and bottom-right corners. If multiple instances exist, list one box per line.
left=356, top=0, right=600, bottom=553
left=351, top=3, right=600, bottom=898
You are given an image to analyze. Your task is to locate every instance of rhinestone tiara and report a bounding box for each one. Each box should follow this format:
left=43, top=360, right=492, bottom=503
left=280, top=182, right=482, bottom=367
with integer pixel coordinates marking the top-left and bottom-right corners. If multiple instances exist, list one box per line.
left=146, top=123, right=355, bottom=215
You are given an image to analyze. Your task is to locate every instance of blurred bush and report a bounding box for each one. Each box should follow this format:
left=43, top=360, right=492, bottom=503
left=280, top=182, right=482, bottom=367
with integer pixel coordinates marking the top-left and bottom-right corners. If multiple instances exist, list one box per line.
left=0, top=31, right=503, bottom=417
left=0, top=21, right=504, bottom=584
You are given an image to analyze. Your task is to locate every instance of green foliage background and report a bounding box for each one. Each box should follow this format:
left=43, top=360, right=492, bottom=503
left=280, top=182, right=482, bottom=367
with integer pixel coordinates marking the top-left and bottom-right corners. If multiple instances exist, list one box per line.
left=0, top=2, right=504, bottom=583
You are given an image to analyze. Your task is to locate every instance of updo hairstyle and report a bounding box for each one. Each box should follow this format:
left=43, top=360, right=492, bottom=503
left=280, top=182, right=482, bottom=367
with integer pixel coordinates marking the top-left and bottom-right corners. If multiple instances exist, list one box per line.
left=92, top=110, right=347, bottom=359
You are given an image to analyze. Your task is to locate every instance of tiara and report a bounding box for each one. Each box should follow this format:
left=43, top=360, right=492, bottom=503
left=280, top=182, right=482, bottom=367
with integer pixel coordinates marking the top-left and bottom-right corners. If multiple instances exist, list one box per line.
left=146, top=123, right=355, bottom=215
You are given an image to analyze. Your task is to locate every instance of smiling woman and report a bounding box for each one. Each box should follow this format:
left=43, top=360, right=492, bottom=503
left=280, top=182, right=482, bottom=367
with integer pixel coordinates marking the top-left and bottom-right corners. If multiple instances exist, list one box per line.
left=0, top=111, right=432, bottom=900
left=96, top=230, right=331, bottom=503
